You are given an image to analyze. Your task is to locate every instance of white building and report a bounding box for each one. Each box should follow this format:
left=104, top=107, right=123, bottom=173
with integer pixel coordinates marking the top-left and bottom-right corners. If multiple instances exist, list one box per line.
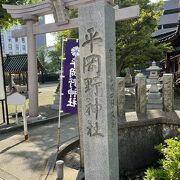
left=1, top=26, right=27, bottom=56
left=1, top=15, right=56, bottom=57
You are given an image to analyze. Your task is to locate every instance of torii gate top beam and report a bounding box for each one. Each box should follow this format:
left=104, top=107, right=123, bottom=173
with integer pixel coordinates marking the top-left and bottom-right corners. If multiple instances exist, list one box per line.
left=2, top=0, right=53, bottom=19
left=2, top=0, right=113, bottom=20
left=3, top=0, right=139, bottom=38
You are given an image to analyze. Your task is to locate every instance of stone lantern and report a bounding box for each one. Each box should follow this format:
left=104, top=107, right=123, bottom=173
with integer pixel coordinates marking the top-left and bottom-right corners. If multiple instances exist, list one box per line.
left=146, top=61, right=162, bottom=109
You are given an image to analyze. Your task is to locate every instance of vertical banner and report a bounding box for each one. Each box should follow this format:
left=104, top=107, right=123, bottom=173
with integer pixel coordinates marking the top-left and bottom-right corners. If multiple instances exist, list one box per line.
left=0, top=46, right=5, bottom=100
left=61, top=39, right=79, bottom=114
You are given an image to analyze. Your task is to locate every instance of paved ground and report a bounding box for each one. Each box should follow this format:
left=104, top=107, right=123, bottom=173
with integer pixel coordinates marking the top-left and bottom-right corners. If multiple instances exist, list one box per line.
left=0, top=115, right=78, bottom=180
left=1, top=83, right=180, bottom=179
left=0, top=83, right=79, bottom=180
left=0, top=82, right=59, bottom=128
left=38, top=83, right=59, bottom=118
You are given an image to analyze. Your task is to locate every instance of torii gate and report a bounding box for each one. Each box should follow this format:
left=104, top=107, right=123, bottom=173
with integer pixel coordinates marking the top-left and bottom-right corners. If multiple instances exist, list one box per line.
left=3, top=0, right=139, bottom=119
left=3, top=1, right=139, bottom=179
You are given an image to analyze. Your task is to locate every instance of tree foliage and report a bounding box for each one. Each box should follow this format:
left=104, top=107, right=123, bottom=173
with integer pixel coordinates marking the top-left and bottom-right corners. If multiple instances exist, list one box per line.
left=47, top=28, right=78, bottom=73
left=47, top=10, right=78, bottom=73
left=3, top=0, right=171, bottom=74
left=145, top=133, right=180, bottom=179
left=115, top=0, right=172, bottom=75
left=46, top=47, right=61, bottom=73
left=50, top=0, right=171, bottom=75
left=36, top=45, right=49, bottom=70
left=0, top=0, right=40, bottom=28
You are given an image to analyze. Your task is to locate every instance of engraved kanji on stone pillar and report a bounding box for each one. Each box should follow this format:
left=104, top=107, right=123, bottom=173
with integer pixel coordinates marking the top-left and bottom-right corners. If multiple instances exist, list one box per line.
left=79, top=1, right=119, bottom=179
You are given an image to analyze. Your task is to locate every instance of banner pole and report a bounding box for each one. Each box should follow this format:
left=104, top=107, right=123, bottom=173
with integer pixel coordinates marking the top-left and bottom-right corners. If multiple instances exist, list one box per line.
left=57, top=37, right=65, bottom=151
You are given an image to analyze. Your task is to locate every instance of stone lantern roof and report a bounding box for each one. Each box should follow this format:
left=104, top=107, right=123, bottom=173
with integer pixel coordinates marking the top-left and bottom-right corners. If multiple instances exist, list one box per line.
left=146, top=61, right=162, bottom=71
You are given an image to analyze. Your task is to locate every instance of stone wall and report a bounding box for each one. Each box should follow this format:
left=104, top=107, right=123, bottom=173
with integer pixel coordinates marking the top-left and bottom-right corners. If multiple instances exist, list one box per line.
left=118, top=118, right=180, bottom=176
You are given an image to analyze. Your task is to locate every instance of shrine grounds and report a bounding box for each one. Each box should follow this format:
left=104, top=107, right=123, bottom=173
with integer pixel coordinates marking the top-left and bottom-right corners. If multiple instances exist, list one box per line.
left=1, top=82, right=180, bottom=179
left=0, top=82, right=59, bottom=125
left=2, top=82, right=180, bottom=125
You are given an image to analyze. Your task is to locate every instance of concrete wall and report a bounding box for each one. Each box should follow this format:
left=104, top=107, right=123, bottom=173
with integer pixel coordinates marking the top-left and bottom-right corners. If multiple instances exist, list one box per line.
left=118, top=118, right=180, bottom=176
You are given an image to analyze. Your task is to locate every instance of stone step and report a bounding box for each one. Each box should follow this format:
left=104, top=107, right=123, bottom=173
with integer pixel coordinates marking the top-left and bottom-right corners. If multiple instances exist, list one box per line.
left=147, top=104, right=163, bottom=109
left=148, top=99, right=162, bottom=104
left=148, top=93, right=161, bottom=99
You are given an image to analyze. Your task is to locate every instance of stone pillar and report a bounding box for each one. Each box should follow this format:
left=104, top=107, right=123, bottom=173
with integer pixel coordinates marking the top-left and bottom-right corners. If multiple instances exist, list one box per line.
left=75, top=57, right=84, bottom=177
left=163, top=74, right=174, bottom=112
left=79, top=1, right=119, bottom=180
left=135, top=76, right=147, bottom=114
left=26, top=15, right=39, bottom=118
left=116, top=77, right=125, bottom=122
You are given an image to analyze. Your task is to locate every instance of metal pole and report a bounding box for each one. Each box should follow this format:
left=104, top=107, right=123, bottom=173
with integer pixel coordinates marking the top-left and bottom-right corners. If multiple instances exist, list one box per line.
left=0, top=28, right=9, bottom=124
left=57, top=37, right=65, bottom=151
left=56, top=160, right=64, bottom=180
left=23, top=102, right=28, bottom=140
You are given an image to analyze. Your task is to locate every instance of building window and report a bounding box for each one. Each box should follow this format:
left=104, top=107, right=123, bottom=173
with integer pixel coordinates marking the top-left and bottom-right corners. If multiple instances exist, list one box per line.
left=16, top=44, right=19, bottom=50
left=15, top=38, right=18, bottom=42
left=163, top=23, right=178, bottom=29
left=8, top=36, right=11, bottom=42
left=9, top=52, right=13, bottom=55
left=22, top=45, right=26, bottom=51
left=8, top=44, right=12, bottom=50
left=22, top=37, right=25, bottom=43
left=16, top=52, right=19, bottom=55
left=157, top=25, right=162, bottom=30
left=164, top=8, right=180, bottom=15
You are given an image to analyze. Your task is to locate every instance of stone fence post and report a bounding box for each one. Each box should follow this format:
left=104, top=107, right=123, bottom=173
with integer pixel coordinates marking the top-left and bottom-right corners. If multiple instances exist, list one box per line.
left=79, top=1, right=119, bottom=179
left=135, top=76, right=147, bottom=114
left=116, top=77, right=125, bottom=122
left=163, top=74, right=174, bottom=112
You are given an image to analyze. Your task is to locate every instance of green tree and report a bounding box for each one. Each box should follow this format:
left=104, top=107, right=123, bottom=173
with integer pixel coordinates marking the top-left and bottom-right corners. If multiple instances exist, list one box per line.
left=47, top=28, right=78, bottom=73
left=145, top=133, right=180, bottom=179
left=36, top=45, right=49, bottom=69
left=51, top=0, right=171, bottom=76
left=115, top=0, right=172, bottom=75
left=46, top=48, right=61, bottom=73
left=0, top=0, right=40, bottom=28
left=47, top=9, right=78, bottom=73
